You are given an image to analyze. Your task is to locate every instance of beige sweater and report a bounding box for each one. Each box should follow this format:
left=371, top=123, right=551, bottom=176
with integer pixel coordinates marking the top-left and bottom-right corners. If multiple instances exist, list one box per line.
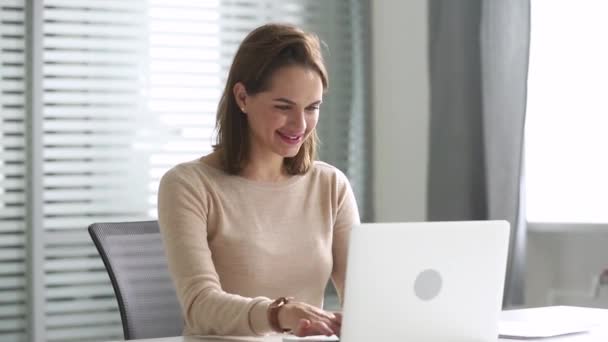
left=157, top=158, right=360, bottom=336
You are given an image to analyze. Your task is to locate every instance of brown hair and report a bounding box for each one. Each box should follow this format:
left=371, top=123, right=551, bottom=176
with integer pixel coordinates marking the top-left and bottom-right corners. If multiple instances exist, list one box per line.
left=213, top=23, right=328, bottom=175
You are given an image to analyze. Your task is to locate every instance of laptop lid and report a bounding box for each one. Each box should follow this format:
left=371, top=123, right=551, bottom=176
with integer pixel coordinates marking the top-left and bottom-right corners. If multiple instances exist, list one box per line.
left=340, top=220, right=510, bottom=342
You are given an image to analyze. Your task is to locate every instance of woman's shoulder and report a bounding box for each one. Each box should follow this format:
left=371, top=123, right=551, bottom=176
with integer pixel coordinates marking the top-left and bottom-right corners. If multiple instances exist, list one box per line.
left=310, top=161, right=351, bottom=187
left=162, top=159, right=204, bottom=182
left=160, top=157, right=225, bottom=190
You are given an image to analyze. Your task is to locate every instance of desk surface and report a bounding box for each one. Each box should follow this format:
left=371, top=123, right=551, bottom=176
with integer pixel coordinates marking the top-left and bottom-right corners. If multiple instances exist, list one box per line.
left=120, top=329, right=608, bottom=342
left=121, top=306, right=608, bottom=342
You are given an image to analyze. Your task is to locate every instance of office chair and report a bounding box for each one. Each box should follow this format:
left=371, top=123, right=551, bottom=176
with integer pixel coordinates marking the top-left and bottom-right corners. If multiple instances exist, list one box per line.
left=88, top=220, right=183, bottom=340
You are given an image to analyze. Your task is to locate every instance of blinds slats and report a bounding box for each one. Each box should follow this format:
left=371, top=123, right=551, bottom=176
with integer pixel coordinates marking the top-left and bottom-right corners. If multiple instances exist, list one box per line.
left=0, top=151, right=26, bottom=160
left=0, top=276, right=25, bottom=289
left=0, top=207, right=25, bottom=218
left=46, top=298, right=117, bottom=314
left=44, top=23, right=145, bottom=38
left=0, top=24, right=24, bottom=36
left=0, top=109, right=24, bottom=120
left=44, top=9, right=145, bottom=25
left=45, top=259, right=103, bottom=272
left=149, top=0, right=220, bottom=7
left=44, top=65, right=142, bottom=78
left=45, top=284, right=114, bottom=299
left=44, top=0, right=146, bottom=11
left=43, top=216, right=148, bottom=231
left=0, top=222, right=26, bottom=233
left=0, top=4, right=26, bottom=341
left=43, top=161, right=147, bottom=173
left=46, top=312, right=120, bottom=327
left=43, top=50, right=141, bottom=64
left=46, top=325, right=122, bottom=341
left=45, top=202, right=149, bottom=215
left=46, top=272, right=109, bottom=286
left=0, top=235, right=25, bottom=247
left=0, top=248, right=26, bottom=260
left=44, top=107, right=141, bottom=118
left=44, top=79, right=140, bottom=92
left=0, top=95, right=26, bottom=107
left=0, top=262, right=26, bottom=274
left=45, top=246, right=99, bottom=258
left=43, top=36, right=145, bottom=50
left=0, top=290, right=25, bottom=304
left=43, top=122, right=139, bottom=132
left=0, top=319, right=26, bottom=331
left=0, top=304, right=26, bottom=318
left=44, top=189, right=147, bottom=201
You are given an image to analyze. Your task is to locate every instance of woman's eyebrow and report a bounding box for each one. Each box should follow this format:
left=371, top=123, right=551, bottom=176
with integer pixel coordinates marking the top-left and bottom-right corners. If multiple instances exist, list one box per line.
left=272, top=98, right=322, bottom=106
left=272, top=97, right=296, bottom=104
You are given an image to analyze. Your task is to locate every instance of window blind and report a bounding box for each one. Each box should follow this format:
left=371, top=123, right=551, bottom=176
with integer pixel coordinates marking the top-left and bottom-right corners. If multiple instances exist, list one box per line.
left=42, top=1, right=148, bottom=340
left=3, top=0, right=370, bottom=340
left=0, top=1, right=28, bottom=341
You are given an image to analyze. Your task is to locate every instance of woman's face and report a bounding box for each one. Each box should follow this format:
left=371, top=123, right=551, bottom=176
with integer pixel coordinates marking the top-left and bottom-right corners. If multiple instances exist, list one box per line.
left=235, top=65, right=323, bottom=159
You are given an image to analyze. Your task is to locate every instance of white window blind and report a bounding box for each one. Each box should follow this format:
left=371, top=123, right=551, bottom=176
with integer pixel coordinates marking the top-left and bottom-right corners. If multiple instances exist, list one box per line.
left=3, top=0, right=369, bottom=341
left=1, top=1, right=28, bottom=341
left=42, top=1, right=148, bottom=341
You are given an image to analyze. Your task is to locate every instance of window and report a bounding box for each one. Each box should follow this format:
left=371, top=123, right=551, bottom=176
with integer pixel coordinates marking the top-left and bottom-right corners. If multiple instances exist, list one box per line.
left=525, top=0, right=608, bottom=223
left=0, top=0, right=369, bottom=341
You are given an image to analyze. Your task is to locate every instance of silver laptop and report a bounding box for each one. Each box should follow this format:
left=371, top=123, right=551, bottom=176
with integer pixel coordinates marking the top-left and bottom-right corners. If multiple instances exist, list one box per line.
left=340, top=221, right=510, bottom=342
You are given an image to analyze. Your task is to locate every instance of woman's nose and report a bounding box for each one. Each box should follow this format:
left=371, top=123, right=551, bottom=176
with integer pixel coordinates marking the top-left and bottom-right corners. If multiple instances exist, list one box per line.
left=290, top=109, right=306, bottom=130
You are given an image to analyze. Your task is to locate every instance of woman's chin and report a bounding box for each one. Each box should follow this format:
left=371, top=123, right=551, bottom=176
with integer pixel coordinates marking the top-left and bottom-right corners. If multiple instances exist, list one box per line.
left=276, top=146, right=302, bottom=158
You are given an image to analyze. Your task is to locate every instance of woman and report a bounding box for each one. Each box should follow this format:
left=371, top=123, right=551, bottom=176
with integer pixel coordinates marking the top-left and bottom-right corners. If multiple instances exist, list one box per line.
left=158, top=23, right=360, bottom=337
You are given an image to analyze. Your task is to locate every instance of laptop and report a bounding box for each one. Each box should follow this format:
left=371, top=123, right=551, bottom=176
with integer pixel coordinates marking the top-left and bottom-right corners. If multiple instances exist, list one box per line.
left=338, top=220, right=510, bottom=342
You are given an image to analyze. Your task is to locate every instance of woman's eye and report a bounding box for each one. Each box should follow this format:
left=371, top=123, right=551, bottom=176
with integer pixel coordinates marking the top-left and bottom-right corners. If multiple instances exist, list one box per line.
left=306, top=106, right=320, bottom=112
left=275, top=105, right=290, bottom=110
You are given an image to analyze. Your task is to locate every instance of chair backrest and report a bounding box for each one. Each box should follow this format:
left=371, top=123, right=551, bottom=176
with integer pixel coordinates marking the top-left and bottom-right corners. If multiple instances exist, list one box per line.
left=88, top=220, right=183, bottom=340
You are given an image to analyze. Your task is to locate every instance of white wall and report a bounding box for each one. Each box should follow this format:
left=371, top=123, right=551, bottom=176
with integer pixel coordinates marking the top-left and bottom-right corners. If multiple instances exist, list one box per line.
left=371, top=0, right=429, bottom=222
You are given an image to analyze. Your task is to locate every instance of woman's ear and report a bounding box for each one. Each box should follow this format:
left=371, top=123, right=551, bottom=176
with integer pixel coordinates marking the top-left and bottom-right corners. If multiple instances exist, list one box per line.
left=233, top=82, right=248, bottom=113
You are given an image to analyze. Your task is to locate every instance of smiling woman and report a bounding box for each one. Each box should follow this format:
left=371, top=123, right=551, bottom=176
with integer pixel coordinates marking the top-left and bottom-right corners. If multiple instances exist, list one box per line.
left=214, top=24, right=328, bottom=177
left=232, top=66, right=323, bottom=181
left=157, top=24, right=360, bottom=338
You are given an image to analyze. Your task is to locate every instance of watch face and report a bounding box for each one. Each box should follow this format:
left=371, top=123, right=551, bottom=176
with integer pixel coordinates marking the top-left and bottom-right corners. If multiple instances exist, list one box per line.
left=414, top=269, right=443, bottom=301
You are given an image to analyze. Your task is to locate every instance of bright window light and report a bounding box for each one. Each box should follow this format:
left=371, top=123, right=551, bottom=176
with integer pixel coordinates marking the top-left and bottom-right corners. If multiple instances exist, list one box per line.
left=525, top=0, right=608, bottom=223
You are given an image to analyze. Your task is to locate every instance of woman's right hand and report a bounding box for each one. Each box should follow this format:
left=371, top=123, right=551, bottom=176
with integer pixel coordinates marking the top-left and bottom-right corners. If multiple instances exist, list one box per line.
left=278, top=301, right=341, bottom=337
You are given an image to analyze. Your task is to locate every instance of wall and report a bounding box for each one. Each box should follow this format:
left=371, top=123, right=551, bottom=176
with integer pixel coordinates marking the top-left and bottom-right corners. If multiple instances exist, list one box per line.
left=526, top=224, right=608, bottom=308
left=370, top=0, right=608, bottom=309
left=371, top=0, right=429, bottom=222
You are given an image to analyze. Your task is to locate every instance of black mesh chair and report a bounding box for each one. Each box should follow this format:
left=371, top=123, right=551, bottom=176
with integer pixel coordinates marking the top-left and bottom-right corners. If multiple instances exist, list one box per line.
left=88, top=220, right=183, bottom=340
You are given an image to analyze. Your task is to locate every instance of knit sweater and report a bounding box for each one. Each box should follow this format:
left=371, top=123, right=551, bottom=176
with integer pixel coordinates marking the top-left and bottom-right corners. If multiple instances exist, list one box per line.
left=157, top=158, right=360, bottom=336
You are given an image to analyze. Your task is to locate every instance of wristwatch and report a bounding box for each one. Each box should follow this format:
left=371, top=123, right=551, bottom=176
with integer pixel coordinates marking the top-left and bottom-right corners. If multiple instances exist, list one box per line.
left=268, top=296, right=293, bottom=333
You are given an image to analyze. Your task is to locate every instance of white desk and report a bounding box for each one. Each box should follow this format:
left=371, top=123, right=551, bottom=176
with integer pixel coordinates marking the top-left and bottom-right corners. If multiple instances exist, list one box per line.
left=121, top=306, right=608, bottom=342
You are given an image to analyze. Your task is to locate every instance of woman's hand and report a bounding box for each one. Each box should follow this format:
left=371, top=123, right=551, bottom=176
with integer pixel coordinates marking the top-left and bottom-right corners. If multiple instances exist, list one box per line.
left=278, top=301, right=341, bottom=337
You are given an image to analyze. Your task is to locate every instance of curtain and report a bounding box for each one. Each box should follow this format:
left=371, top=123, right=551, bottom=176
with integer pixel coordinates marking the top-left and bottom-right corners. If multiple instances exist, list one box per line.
left=427, top=0, right=530, bottom=307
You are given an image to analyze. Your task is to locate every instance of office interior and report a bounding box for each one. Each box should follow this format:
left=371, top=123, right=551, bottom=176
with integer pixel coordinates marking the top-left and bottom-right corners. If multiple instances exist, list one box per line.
left=1, top=0, right=607, bottom=341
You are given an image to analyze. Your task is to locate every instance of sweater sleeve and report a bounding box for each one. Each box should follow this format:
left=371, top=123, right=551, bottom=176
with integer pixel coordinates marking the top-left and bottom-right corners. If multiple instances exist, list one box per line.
left=157, top=167, right=273, bottom=336
left=330, top=172, right=361, bottom=305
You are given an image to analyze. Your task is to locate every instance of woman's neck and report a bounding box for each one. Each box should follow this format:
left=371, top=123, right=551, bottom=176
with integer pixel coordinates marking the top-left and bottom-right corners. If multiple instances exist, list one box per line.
left=240, top=153, right=287, bottom=182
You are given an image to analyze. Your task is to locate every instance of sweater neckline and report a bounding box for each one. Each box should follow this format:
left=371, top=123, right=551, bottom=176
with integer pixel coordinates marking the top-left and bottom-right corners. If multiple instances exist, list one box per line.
left=197, top=157, right=307, bottom=189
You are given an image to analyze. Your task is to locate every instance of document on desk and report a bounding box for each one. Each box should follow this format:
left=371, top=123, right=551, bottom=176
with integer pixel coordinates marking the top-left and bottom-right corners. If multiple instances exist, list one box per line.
left=499, top=320, right=595, bottom=339
left=498, top=306, right=605, bottom=339
left=282, top=335, right=339, bottom=342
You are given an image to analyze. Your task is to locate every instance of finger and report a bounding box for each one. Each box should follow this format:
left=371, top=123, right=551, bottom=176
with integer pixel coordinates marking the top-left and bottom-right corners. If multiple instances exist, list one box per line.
left=293, top=319, right=311, bottom=337
left=332, top=312, right=343, bottom=324
left=327, top=320, right=341, bottom=336
left=309, top=308, right=338, bottom=323
left=296, top=320, right=328, bottom=338
left=311, top=320, right=334, bottom=336
left=312, top=312, right=340, bottom=329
